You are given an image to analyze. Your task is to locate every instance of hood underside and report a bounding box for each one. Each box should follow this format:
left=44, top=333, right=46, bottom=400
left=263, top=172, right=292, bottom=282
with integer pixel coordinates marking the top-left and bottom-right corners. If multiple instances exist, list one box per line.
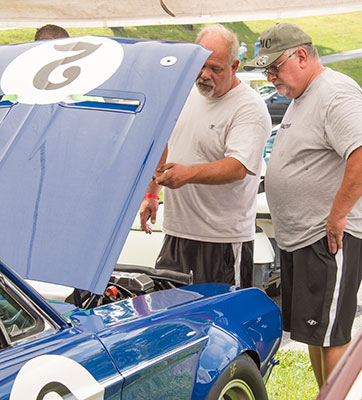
left=0, top=36, right=210, bottom=294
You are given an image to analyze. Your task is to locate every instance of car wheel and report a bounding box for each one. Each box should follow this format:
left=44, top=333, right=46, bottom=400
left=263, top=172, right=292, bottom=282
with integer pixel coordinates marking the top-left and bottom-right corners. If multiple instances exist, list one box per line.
left=206, top=353, right=268, bottom=400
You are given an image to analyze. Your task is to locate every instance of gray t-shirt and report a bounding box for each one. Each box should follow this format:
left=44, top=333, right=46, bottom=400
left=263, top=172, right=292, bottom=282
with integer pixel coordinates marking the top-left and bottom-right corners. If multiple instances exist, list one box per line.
left=266, top=68, right=362, bottom=251
left=163, top=82, right=271, bottom=243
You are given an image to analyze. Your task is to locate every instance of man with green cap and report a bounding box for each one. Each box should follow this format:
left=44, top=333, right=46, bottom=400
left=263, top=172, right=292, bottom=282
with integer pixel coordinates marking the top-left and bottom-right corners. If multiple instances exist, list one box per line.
left=245, top=22, right=362, bottom=388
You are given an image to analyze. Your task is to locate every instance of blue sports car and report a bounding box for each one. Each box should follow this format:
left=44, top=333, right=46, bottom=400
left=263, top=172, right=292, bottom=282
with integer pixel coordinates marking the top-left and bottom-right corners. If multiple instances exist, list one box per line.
left=0, top=35, right=282, bottom=399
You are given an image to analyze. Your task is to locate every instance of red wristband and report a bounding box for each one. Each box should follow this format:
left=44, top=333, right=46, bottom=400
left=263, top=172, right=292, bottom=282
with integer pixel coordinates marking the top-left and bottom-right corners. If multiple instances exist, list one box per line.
left=144, top=193, right=159, bottom=201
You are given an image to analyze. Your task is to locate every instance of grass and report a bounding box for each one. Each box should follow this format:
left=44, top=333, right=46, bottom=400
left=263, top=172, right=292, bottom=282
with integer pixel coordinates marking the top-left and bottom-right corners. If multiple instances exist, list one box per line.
left=1, top=11, right=361, bottom=86
left=324, top=58, right=362, bottom=87
left=266, top=350, right=319, bottom=400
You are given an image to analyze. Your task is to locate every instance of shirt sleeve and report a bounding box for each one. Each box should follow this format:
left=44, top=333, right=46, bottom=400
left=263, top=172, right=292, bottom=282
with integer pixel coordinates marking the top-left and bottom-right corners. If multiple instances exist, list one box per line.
left=325, top=84, right=362, bottom=160
left=224, top=97, right=271, bottom=175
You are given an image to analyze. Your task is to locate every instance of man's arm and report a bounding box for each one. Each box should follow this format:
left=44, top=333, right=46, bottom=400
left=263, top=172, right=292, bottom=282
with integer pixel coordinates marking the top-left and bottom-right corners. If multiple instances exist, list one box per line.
left=154, top=157, right=247, bottom=189
left=139, top=146, right=168, bottom=234
left=326, top=145, right=362, bottom=253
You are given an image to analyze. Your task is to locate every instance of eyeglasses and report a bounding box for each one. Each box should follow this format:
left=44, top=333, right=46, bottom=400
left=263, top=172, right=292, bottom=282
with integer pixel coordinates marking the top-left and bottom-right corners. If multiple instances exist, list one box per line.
left=262, top=50, right=298, bottom=77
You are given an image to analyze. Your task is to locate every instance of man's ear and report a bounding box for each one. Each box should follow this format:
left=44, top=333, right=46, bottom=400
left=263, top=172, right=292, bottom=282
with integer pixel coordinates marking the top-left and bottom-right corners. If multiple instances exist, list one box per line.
left=297, top=47, right=308, bottom=68
left=232, top=60, right=240, bottom=73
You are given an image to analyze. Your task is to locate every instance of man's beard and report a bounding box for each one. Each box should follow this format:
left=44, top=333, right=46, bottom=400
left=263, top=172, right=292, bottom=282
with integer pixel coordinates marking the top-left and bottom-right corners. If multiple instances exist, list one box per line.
left=196, top=77, right=216, bottom=98
left=274, top=82, right=288, bottom=97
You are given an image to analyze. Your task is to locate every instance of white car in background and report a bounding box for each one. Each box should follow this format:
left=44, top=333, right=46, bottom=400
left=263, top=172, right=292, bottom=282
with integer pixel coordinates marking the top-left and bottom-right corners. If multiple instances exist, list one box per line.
left=236, top=70, right=267, bottom=91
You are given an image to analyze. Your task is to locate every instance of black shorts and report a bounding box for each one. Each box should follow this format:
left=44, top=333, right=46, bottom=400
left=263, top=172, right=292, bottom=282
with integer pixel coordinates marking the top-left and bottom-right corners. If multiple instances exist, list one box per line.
left=280, top=233, right=362, bottom=347
left=155, top=234, right=254, bottom=287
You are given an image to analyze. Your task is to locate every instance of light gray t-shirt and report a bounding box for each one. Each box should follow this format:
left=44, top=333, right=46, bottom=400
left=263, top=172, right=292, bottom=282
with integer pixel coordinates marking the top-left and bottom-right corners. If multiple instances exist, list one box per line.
left=266, top=68, right=362, bottom=251
left=163, top=82, right=271, bottom=243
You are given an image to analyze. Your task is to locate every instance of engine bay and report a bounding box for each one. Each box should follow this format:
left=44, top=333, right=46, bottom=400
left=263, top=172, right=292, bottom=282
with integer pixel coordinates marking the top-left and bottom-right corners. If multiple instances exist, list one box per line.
left=65, top=265, right=194, bottom=310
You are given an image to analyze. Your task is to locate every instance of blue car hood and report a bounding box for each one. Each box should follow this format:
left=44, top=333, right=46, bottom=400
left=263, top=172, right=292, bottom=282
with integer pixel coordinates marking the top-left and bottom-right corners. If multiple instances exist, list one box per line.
left=0, top=36, right=210, bottom=294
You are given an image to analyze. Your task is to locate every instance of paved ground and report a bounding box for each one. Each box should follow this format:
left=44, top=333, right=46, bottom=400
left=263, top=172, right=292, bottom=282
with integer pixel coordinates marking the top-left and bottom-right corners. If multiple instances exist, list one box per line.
left=279, top=284, right=362, bottom=351
left=320, top=48, right=362, bottom=64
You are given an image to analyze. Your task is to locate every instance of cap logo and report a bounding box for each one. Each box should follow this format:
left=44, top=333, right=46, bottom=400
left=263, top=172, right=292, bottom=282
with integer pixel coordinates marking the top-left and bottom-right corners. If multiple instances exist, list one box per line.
left=256, top=55, right=269, bottom=66
left=260, top=39, right=272, bottom=49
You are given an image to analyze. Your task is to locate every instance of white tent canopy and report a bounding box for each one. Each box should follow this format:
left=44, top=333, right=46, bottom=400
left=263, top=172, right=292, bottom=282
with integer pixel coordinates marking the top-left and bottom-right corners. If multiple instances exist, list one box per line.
left=1, top=0, right=362, bottom=28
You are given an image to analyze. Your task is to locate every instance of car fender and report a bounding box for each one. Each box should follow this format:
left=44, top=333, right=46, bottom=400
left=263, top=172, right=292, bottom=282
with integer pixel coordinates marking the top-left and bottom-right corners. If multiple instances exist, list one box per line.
left=191, top=323, right=258, bottom=399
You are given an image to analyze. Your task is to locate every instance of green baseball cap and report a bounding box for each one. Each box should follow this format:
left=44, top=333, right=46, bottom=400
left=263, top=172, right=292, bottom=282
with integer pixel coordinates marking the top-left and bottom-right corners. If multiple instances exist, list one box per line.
left=244, top=23, right=312, bottom=71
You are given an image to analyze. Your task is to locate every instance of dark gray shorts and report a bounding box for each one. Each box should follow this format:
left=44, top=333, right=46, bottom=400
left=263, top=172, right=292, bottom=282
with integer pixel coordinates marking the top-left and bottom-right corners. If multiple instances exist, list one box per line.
left=280, top=233, right=362, bottom=347
left=155, top=234, right=254, bottom=287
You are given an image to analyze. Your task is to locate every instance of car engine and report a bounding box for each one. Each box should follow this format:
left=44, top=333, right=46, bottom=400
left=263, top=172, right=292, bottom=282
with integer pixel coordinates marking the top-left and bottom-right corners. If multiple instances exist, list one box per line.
left=65, top=265, right=193, bottom=310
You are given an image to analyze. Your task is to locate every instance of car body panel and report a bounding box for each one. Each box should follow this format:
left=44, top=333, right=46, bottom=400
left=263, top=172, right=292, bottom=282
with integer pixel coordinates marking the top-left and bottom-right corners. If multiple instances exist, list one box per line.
left=0, top=36, right=210, bottom=294
left=0, top=260, right=282, bottom=399
left=95, top=284, right=282, bottom=399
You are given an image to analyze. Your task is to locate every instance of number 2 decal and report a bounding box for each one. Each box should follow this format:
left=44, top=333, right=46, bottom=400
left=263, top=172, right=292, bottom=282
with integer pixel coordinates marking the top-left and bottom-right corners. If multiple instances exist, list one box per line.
left=33, top=42, right=102, bottom=91
left=1, top=36, right=124, bottom=105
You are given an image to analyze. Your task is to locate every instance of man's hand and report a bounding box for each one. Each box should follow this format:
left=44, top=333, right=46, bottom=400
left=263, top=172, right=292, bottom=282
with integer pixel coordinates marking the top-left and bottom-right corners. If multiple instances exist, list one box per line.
left=326, top=213, right=347, bottom=254
left=153, top=157, right=246, bottom=188
left=153, top=163, right=193, bottom=189
left=140, top=198, right=159, bottom=234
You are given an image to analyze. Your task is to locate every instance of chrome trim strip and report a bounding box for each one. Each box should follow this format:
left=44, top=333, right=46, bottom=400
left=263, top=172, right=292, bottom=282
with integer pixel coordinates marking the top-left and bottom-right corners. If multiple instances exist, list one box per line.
left=100, top=374, right=124, bottom=389
left=121, top=336, right=208, bottom=378
left=71, top=95, right=140, bottom=106
left=0, top=318, right=11, bottom=346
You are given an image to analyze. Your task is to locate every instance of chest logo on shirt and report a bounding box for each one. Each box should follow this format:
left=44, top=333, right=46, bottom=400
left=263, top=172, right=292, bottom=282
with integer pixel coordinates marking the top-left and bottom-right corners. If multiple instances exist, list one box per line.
left=281, top=123, right=291, bottom=129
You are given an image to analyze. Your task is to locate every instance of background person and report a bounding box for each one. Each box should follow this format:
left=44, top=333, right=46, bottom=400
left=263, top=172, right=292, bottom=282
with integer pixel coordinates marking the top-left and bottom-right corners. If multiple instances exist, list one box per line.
left=238, top=41, right=248, bottom=65
left=254, top=37, right=260, bottom=57
left=245, top=22, right=362, bottom=387
left=34, top=24, right=69, bottom=40
left=140, top=24, right=271, bottom=288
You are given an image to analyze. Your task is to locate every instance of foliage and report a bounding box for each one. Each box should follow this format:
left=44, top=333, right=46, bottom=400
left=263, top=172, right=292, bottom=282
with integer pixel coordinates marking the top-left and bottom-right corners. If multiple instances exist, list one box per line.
left=0, top=11, right=361, bottom=86
left=116, top=12, right=362, bottom=86
left=0, top=27, right=114, bottom=44
left=1, top=11, right=361, bottom=54
left=266, top=350, right=319, bottom=400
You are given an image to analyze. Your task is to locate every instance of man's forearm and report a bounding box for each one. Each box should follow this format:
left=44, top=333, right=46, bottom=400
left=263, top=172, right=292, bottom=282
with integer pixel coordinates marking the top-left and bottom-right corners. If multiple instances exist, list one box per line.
left=194, top=157, right=247, bottom=184
left=326, top=146, right=362, bottom=252
left=145, top=145, right=168, bottom=195
left=155, top=157, right=247, bottom=188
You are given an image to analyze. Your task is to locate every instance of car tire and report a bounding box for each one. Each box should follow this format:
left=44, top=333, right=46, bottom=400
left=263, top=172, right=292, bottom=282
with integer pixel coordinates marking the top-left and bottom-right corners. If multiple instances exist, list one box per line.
left=206, top=353, right=268, bottom=400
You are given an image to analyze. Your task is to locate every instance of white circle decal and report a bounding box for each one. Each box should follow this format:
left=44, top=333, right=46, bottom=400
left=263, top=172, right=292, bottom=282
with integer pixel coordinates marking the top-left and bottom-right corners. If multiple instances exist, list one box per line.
left=10, top=354, right=105, bottom=400
left=1, top=36, right=124, bottom=104
left=160, top=56, right=177, bottom=66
